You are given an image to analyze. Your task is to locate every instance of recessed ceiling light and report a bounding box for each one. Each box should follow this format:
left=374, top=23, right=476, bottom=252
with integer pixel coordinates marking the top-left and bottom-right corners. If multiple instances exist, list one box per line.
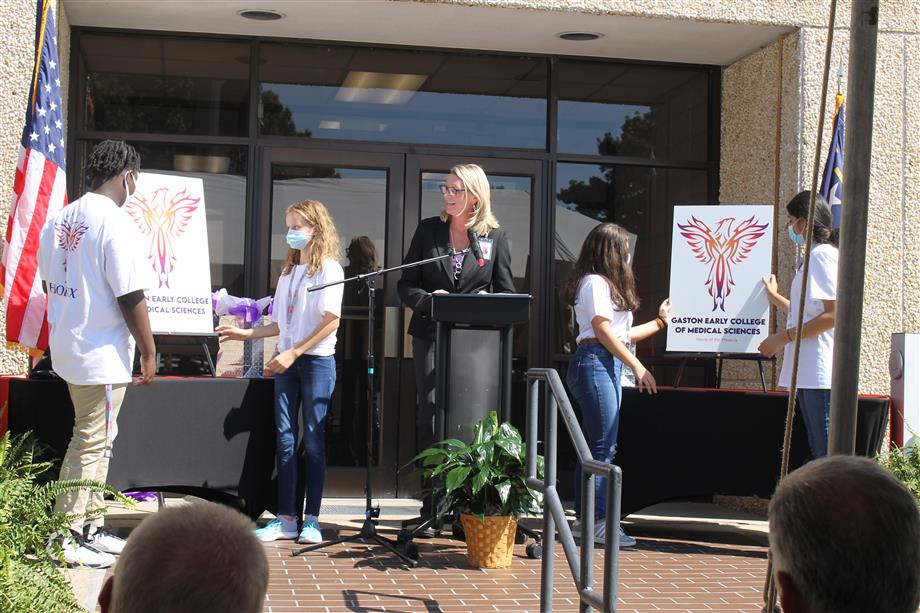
left=238, top=9, right=285, bottom=21
left=557, top=31, right=603, bottom=42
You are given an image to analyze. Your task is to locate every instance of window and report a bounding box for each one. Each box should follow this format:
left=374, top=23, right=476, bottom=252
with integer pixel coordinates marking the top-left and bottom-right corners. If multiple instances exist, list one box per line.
left=81, top=34, right=250, bottom=137
left=260, top=44, right=547, bottom=149
left=557, top=61, right=710, bottom=161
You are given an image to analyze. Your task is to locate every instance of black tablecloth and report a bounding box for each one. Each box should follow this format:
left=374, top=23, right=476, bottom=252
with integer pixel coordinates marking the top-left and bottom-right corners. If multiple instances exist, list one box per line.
left=612, top=387, right=888, bottom=516
left=8, top=377, right=276, bottom=517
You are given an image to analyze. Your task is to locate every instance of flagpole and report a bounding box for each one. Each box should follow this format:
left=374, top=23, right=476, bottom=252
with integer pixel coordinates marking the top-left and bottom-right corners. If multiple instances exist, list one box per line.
left=828, top=0, right=879, bottom=455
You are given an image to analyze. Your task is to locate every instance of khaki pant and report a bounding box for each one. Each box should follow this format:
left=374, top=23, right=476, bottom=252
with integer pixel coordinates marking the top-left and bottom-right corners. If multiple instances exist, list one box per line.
left=54, top=382, right=128, bottom=532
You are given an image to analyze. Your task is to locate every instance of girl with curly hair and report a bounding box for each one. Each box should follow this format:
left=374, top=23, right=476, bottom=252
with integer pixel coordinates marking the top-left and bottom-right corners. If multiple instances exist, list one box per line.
left=218, top=199, right=343, bottom=544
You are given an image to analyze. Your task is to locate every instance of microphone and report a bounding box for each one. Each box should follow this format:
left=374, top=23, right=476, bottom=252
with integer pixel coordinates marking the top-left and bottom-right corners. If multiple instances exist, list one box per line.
left=467, top=228, right=485, bottom=267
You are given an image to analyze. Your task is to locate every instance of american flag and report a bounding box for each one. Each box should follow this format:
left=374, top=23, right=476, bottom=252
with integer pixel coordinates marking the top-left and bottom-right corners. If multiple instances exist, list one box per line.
left=820, top=93, right=845, bottom=229
left=1, top=0, right=67, bottom=352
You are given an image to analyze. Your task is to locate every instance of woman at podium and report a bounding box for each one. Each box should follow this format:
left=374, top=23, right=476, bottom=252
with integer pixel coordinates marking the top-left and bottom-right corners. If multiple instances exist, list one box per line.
left=397, top=163, right=515, bottom=510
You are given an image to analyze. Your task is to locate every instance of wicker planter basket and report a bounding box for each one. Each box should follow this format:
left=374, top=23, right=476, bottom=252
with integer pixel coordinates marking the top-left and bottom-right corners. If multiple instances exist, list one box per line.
left=460, top=513, right=518, bottom=568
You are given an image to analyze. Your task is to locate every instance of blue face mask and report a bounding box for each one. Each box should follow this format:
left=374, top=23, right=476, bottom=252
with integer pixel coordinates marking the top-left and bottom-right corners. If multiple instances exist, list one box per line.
left=787, top=225, right=805, bottom=246
left=286, top=229, right=311, bottom=250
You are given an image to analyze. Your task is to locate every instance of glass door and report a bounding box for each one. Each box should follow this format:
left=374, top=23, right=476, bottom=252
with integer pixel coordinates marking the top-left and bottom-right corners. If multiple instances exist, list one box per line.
left=258, top=148, right=405, bottom=495
left=397, top=155, right=545, bottom=497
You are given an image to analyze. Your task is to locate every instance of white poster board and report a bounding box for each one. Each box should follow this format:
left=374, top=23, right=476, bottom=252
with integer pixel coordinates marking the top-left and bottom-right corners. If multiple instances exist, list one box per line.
left=124, top=173, right=214, bottom=334
left=666, top=205, right=772, bottom=354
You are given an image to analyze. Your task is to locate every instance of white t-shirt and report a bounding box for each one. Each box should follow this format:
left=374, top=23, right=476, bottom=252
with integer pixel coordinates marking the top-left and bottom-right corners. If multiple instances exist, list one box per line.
left=272, top=259, right=344, bottom=357
left=779, top=243, right=838, bottom=389
left=573, top=274, right=633, bottom=345
left=37, top=192, right=146, bottom=385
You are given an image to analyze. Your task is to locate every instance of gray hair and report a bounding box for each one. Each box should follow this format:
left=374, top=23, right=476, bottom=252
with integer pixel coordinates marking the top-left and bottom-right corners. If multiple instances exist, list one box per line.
left=768, top=455, right=920, bottom=613
left=109, top=501, right=268, bottom=613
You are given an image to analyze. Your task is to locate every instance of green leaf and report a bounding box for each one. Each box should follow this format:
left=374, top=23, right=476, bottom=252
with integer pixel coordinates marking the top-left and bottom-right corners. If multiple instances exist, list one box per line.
left=471, top=467, right=490, bottom=495
left=445, top=466, right=472, bottom=494
left=412, top=447, right=447, bottom=461
left=477, top=441, right=495, bottom=465
left=499, top=421, right=522, bottom=444
left=496, top=480, right=512, bottom=504
left=437, top=438, right=469, bottom=450
left=495, top=436, right=522, bottom=460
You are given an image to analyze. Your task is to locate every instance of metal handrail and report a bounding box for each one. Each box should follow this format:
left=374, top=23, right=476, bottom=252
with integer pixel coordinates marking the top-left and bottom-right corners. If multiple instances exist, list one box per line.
left=525, top=367, right=621, bottom=613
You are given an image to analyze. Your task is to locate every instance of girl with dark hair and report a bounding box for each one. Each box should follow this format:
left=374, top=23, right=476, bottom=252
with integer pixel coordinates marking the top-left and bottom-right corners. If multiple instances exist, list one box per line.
left=758, top=191, right=838, bottom=458
left=564, top=223, right=671, bottom=547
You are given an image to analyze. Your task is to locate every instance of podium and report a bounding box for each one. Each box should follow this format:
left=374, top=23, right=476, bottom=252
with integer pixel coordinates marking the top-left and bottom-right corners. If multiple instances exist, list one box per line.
left=430, top=293, right=531, bottom=442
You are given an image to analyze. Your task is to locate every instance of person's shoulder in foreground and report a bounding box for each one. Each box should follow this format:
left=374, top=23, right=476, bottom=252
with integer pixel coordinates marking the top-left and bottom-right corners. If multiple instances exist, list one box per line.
left=769, top=454, right=920, bottom=613
left=98, top=500, right=269, bottom=613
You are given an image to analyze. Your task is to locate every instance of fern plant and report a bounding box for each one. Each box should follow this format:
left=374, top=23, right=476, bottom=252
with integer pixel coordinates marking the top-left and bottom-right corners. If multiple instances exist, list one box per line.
left=0, top=430, right=128, bottom=613
left=878, top=440, right=920, bottom=507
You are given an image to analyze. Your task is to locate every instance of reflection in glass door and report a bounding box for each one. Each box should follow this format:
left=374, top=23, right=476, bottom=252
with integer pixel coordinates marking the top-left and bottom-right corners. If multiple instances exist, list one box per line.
left=259, top=149, right=404, bottom=496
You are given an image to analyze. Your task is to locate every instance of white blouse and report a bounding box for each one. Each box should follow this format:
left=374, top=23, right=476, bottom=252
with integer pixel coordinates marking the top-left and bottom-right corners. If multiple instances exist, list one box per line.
left=573, top=274, right=633, bottom=344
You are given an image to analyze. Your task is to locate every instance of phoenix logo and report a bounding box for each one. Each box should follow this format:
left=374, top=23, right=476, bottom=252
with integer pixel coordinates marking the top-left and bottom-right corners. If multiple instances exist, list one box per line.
left=124, top=187, right=200, bottom=288
left=55, top=216, right=89, bottom=274
left=678, top=215, right=769, bottom=312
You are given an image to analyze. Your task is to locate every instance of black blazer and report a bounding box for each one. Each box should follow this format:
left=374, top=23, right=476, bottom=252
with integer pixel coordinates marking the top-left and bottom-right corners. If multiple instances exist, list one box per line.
left=397, top=217, right=516, bottom=340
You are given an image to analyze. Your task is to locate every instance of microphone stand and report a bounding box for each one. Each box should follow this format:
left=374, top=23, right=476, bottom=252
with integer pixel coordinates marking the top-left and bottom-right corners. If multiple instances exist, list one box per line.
left=291, top=252, right=452, bottom=566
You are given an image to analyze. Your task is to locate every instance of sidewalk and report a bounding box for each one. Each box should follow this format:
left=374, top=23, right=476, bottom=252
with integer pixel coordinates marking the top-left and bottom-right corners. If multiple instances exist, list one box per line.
left=68, top=498, right=770, bottom=612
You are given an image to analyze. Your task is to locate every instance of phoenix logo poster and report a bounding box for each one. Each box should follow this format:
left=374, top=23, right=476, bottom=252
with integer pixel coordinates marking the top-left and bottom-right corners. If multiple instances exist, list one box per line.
left=124, top=173, right=214, bottom=334
left=666, top=205, right=772, bottom=354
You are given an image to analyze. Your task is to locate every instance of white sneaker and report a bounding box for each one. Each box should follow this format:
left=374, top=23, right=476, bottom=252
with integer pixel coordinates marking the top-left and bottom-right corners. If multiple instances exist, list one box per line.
left=48, top=530, right=116, bottom=568
left=254, top=517, right=298, bottom=542
left=84, top=524, right=126, bottom=555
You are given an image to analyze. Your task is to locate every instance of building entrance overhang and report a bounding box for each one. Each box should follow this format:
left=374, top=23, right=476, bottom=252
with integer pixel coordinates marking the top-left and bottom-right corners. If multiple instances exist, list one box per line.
left=62, top=0, right=791, bottom=66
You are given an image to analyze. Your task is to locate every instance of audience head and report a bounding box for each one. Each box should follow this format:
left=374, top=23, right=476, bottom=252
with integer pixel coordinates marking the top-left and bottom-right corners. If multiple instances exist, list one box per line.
left=99, top=501, right=269, bottom=613
left=769, top=455, right=920, bottom=613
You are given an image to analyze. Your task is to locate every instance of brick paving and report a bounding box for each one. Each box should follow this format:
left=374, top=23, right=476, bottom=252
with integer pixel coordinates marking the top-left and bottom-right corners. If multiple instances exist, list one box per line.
left=77, top=501, right=771, bottom=612
left=261, top=529, right=769, bottom=612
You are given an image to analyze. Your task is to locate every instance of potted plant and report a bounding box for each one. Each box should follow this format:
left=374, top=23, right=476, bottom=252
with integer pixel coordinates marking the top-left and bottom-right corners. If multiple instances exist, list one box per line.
left=414, top=411, right=543, bottom=568
left=878, top=439, right=920, bottom=507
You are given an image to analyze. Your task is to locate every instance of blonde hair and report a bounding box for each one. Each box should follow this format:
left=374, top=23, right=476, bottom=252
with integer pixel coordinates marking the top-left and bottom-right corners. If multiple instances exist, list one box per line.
left=282, top=200, right=341, bottom=276
left=439, top=163, right=500, bottom=236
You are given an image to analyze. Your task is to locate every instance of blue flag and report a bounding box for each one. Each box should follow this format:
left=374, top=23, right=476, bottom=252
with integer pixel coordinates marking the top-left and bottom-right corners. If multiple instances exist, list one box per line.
left=820, top=95, right=845, bottom=228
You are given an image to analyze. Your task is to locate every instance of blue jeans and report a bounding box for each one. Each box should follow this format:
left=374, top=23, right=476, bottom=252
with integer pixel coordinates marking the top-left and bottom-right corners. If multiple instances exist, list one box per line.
left=798, top=388, right=830, bottom=459
left=274, top=354, right=336, bottom=518
left=567, top=344, right=623, bottom=521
